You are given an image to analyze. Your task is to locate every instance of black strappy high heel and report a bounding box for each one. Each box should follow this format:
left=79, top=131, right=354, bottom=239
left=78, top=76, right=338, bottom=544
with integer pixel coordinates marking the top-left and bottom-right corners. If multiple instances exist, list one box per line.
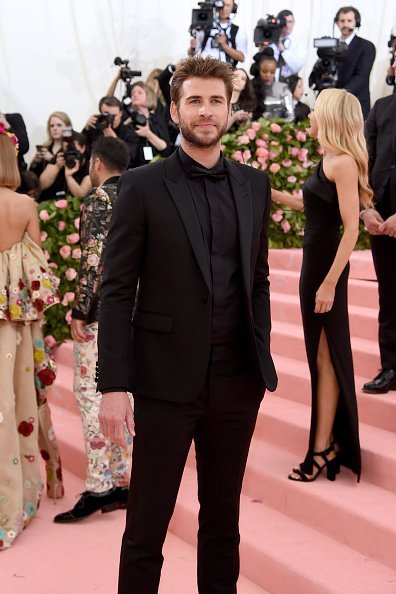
left=288, top=442, right=340, bottom=482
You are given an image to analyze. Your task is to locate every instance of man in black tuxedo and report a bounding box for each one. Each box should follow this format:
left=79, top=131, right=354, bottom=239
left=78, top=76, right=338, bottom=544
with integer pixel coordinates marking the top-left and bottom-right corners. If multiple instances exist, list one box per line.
left=334, top=6, right=376, bottom=118
left=97, top=56, right=277, bottom=594
left=361, top=94, right=396, bottom=394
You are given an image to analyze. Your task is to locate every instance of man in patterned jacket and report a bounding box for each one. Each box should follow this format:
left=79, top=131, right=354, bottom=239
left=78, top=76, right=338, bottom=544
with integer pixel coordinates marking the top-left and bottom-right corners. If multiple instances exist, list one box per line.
left=54, top=137, right=131, bottom=523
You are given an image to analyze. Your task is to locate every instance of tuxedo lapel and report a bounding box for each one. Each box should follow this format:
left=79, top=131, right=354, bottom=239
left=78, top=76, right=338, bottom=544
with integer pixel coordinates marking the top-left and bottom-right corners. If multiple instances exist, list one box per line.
left=225, top=160, right=253, bottom=295
left=164, top=153, right=212, bottom=294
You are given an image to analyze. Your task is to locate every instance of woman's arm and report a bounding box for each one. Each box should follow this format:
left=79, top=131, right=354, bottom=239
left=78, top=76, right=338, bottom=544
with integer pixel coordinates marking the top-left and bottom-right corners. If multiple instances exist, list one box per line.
left=314, top=155, right=360, bottom=314
left=39, top=152, right=64, bottom=190
left=271, top=188, right=303, bottom=211
left=65, top=170, right=92, bottom=198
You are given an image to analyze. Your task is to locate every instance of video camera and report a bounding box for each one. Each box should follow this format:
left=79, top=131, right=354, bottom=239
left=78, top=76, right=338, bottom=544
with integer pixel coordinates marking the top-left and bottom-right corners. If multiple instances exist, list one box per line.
left=309, top=37, right=348, bottom=92
left=254, top=14, right=286, bottom=47
left=61, top=127, right=83, bottom=170
left=190, top=0, right=224, bottom=36
left=114, top=57, right=142, bottom=83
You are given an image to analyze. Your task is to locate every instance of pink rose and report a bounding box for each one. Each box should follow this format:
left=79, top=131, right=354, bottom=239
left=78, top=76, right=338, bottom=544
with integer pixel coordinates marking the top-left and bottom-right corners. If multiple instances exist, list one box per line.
left=39, top=210, right=50, bottom=222
left=269, top=151, right=278, bottom=159
left=270, top=140, right=279, bottom=146
left=287, top=134, right=292, bottom=140
left=251, top=161, right=259, bottom=169
left=295, top=164, right=302, bottom=173
left=298, top=148, right=308, bottom=162
left=44, top=250, right=50, bottom=260
left=263, top=133, right=269, bottom=140
left=62, top=291, right=75, bottom=306
left=246, top=128, right=256, bottom=140
left=255, top=147, right=269, bottom=160
left=255, top=138, right=267, bottom=148
left=67, top=233, right=80, bottom=245
left=272, top=210, right=283, bottom=223
left=65, top=310, right=72, bottom=325
left=260, top=161, right=268, bottom=170
left=237, top=134, right=250, bottom=146
left=281, top=220, right=291, bottom=233
left=74, top=218, right=80, bottom=229
left=55, top=199, right=68, bottom=209
left=270, top=123, right=282, bottom=133
left=251, top=122, right=261, bottom=131
left=290, top=147, right=299, bottom=157
left=281, top=159, right=292, bottom=168
left=231, top=150, right=243, bottom=163
left=295, top=130, right=307, bottom=142
left=242, top=149, right=251, bottom=161
left=44, top=335, right=57, bottom=348
left=41, top=231, right=48, bottom=241
left=49, top=262, right=58, bottom=269
left=72, top=248, right=82, bottom=259
left=65, top=267, right=77, bottom=281
left=317, top=146, right=324, bottom=155
left=57, top=221, right=66, bottom=231
left=269, top=163, right=281, bottom=173
left=59, top=245, right=71, bottom=259
left=287, top=175, right=297, bottom=183
left=293, top=189, right=303, bottom=197
left=257, top=157, right=267, bottom=167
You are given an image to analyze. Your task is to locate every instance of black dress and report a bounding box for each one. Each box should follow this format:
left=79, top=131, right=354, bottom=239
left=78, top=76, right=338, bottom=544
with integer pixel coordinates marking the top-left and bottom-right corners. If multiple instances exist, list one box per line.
left=299, top=160, right=361, bottom=479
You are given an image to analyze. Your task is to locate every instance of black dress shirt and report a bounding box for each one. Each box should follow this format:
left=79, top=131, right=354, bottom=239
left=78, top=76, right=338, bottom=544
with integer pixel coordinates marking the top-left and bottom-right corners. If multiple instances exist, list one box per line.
left=178, top=147, right=244, bottom=343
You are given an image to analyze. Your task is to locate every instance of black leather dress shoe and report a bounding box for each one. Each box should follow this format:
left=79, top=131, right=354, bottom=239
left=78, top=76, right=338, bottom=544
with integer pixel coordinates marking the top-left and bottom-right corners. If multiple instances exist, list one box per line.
left=101, top=486, right=129, bottom=514
left=362, top=369, right=396, bottom=394
left=54, top=488, right=119, bottom=523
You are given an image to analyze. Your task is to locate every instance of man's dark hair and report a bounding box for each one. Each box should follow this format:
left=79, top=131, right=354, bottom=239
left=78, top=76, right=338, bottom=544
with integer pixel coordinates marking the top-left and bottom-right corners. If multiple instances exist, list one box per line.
left=72, top=131, right=88, bottom=148
left=98, top=96, right=123, bottom=111
left=278, top=9, right=293, bottom=19
left=91, top=137, right=130, bottom=173
left=170, top=55, right=234, bottom=106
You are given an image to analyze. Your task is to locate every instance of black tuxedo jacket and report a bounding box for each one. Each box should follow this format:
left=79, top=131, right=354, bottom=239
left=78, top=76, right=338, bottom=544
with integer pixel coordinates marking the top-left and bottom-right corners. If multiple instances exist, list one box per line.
left=97, top=151, right=277, bottom=402
left=336, top=35, right=376, bottom=119
left=365, top=93, right=396, bottom=210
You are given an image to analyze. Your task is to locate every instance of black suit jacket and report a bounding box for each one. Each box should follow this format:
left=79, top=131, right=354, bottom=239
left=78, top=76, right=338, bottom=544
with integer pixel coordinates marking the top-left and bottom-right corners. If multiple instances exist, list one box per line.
left=336, top=35, right=376, bottom=119
left=97, top=151, right=277, bottom=402
left=365, top=93, right=396, bottom=210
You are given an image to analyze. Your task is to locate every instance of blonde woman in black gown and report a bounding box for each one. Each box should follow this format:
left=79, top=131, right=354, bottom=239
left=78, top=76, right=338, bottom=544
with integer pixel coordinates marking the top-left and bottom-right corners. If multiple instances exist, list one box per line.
left=272, top=88, right=373, bottom=482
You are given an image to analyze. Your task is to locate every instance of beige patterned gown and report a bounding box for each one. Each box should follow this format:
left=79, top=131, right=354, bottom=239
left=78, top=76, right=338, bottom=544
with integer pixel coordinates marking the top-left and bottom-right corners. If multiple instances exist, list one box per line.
left=0, top=233, right=63, bottom=551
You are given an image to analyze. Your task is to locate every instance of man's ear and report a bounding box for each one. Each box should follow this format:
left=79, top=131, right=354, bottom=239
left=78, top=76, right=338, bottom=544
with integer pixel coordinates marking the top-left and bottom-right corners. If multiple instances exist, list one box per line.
left=170, top=101, right=180, bottom=125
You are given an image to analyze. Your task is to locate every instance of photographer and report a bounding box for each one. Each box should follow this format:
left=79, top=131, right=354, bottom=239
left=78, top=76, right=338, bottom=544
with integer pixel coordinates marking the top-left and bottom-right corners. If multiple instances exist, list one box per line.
left=124, top=81, right=171, bottom=168
left=38, top=131, right=91, bottom=202
left=268, top=10, right=307, bottom=82
left=333, top=6, right=376, bottom=118
left=30, top=111, right=72, bottom=178
left=188, top=0, right=247, bottom=66
left=82, top=96, right=139, bottom=166
left=251, top=48, right=294, bottom=121
left=0, top=110, right=29, bottom=171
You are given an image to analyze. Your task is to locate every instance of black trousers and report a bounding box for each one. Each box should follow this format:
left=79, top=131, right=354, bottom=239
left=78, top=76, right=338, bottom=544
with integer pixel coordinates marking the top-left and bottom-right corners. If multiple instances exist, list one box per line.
left=370, top=233, right=396, bottom=370
left=118, top=343, right=264, bottom=594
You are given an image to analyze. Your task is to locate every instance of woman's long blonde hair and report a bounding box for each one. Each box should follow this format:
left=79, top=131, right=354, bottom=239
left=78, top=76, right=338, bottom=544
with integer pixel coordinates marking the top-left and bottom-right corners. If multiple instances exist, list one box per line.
left=314, top=88, right=373, bottom=208
left=44, top=111, right=73, bottom=147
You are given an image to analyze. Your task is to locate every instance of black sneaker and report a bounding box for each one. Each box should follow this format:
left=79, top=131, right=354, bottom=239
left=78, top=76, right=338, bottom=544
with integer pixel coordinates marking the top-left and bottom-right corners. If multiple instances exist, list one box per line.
left=53, top=488, right=118, bottom=523
left=362, top=369, right=396, bottom=394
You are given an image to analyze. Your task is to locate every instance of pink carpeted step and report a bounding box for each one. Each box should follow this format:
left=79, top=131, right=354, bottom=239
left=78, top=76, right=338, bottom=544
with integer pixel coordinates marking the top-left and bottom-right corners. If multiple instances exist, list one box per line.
left=271, top=291, right=378, bottom=341
left=272, top=353, right=396, bottom=434
left=171, top=464, right=396, bottom=593
left=271, top=319, right=381, bottom=378
left=0, top=467, right=266, bottom=594
left=270, top=268, right=379, bottom=309
left=269, top=248, right=376, bottom=280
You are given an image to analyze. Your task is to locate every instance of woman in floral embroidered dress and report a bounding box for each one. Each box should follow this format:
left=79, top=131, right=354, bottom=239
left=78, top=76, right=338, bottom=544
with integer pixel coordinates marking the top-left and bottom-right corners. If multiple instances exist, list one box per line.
left=0, top=128, right=63, bottom=550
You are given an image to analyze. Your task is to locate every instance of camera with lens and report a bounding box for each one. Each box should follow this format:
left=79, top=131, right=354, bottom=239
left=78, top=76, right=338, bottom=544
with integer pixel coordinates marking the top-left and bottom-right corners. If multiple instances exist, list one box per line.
left=61, top=128, right=83, bottom=170
left=253, top=14, right=286, bottom=47
left=190, top=0, right=224, bottom=35
left=95, top=112, right=116, bottom=131
left=309, top=37, right=348, bottom=92
left=114, top=57, right=142, bottom=83
left=128, top=109, right=147, bottom=129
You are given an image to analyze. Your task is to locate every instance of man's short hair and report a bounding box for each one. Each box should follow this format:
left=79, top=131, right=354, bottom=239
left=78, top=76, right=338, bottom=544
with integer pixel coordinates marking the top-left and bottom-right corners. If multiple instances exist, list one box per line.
left=91, top=137, right=130, bottom=173
left=278, top=9, right=293, bottom=19
left=98, top=96, right=123, bottom=111
left=170, top=56, right=234, bottom=106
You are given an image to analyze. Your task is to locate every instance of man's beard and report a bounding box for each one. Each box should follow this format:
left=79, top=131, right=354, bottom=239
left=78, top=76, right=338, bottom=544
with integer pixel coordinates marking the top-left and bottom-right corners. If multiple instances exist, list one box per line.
left=178, top=117, right=227, bottom=149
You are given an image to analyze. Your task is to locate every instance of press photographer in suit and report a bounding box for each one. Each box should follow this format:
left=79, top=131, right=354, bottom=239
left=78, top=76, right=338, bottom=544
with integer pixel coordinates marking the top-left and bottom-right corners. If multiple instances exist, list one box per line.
left=97, top=56, right=277, bottom=594
left=334, top=6, right=376, bottom=118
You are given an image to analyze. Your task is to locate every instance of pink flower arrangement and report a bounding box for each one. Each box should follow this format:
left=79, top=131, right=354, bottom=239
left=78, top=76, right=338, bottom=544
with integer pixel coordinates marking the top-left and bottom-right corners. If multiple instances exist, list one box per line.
left=74, top=217, right=80, bottom=229
left=57, top=221, right=66, bottom=231
left=66, top=233, right=80, bottom=245
left=41, top=231, right=48, bottom=241
left=298, top=148, right=308, bottom=162
left=251, top=122, right=261, bottom=131
left=72, top=248, right=82, bottom=260
left=231, top=150, right=243, bottom=162
left=272, top=210, right=284, bottom=222
left=246, top=128, right=256, bottom=140
left=269, top=163, right=281, bottom=173
left=59, top=245, right=71, bottom=259
left=39, top=210, right=50, bottom=222
left=281, top=159, right=293, bottom=168
left=255, top=147, right=269, bottom=159
left=65, top=267, right=77, bottom=281
left=62, top=292, right=75, bottom=306
left=287, top=175, right=297, bottom=183
left=237, top=134, right=250, bottom=146
left=270, top=123, right=282, bottom=133
left=256, top=138, right=267, bottom=148
left=296, top=130, right=307, bottom=142
left=281, top=219, right=291, bottom=233
left=55, top=199, right=68, bottom=209
left=242, top=149, right=251, bottom=161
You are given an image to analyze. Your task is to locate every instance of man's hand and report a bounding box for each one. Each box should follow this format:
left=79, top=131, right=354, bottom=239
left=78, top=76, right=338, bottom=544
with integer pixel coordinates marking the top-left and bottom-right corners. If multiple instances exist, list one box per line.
left=70, top=318, right=87, bottom=342
left=85, top=115, right=98, bottom=130
left=361, top=208, right=384, bottom=235
left=379, top=213, right=396, bottom=237
left=217, top=33, right=228, bottom=48
left=99, top=392, right=135, bottom=447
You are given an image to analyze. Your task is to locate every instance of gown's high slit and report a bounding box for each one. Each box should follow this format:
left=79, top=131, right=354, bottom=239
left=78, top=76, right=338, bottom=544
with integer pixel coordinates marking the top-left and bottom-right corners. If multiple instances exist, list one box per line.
left=299, top=160, right=361, bottom=480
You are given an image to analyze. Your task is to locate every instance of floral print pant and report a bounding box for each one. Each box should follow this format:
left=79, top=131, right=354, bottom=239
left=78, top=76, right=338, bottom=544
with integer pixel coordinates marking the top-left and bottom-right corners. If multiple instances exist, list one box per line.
left=73, top=322, right=132, bottom=493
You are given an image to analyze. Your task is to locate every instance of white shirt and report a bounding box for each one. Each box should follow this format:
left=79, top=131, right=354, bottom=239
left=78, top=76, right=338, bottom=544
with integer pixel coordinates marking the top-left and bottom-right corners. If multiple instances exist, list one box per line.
left=341, top=32, right=356, bottom=45
left=195, top=19, right=248, bottom=64
left=270, top=35, right=307, bottom=80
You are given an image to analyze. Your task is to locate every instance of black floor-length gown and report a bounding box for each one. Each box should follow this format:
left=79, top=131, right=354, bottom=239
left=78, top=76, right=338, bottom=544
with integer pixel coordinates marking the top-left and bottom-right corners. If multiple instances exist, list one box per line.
left=299, top=160, right=361, bottom=479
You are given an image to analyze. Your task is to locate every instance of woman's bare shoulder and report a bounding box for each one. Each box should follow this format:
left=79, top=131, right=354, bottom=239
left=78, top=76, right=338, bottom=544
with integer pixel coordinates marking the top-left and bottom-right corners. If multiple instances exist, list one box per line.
left=324, top=154, right=358, bottom=181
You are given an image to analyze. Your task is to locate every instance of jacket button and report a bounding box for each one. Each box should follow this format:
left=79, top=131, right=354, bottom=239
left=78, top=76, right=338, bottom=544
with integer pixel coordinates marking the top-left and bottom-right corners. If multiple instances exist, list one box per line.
left=201, top=296, right=208, bottom=304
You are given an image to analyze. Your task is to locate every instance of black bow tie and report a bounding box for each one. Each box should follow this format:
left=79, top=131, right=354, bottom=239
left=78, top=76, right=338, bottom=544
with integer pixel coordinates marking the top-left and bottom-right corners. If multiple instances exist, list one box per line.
left=189, top=164, right=227, bottom=181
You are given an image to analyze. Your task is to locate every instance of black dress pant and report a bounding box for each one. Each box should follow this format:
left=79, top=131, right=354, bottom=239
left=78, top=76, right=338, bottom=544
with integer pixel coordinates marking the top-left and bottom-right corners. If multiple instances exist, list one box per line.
left=370, top=233, right=396, bottom=369
left=117, top=343, right=264, bottom=594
